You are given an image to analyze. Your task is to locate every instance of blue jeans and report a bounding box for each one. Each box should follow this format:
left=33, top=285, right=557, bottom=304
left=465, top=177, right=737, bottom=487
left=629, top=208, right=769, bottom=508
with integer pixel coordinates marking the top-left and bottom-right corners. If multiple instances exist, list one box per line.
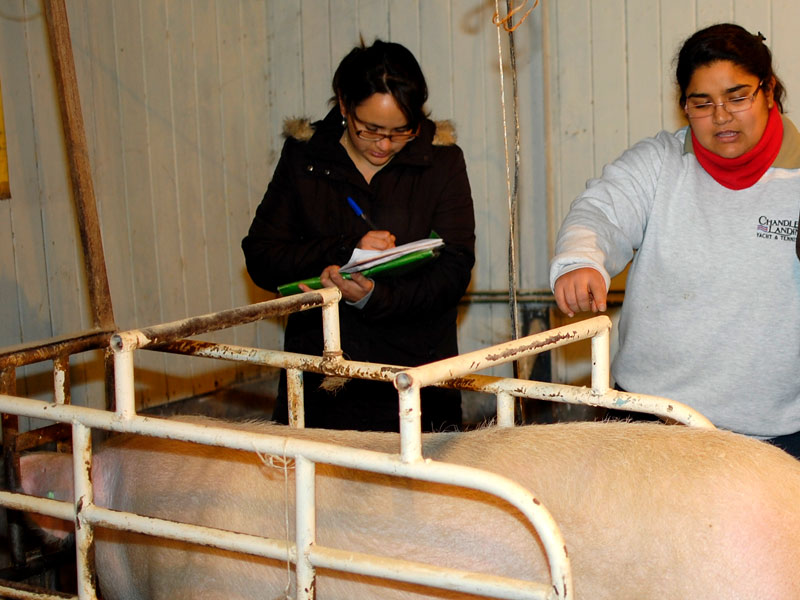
left=611, top=385, right=800, bottom=462
left=766, top=430, right=800, bottom=461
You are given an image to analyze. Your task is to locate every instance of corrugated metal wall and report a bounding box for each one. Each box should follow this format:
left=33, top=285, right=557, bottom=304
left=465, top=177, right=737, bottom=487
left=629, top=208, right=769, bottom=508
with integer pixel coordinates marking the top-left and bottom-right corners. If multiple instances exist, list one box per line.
left=1, top=0, right=798, bottom=417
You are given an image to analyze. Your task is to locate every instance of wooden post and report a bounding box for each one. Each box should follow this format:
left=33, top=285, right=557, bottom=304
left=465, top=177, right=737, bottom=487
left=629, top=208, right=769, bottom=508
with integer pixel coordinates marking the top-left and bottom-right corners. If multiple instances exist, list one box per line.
left=42, top=0, right=115, bottom=330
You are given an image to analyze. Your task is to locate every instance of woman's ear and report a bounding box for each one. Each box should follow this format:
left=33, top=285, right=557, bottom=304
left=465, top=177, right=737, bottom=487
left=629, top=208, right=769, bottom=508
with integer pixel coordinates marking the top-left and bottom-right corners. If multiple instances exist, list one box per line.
left=763, top=76, right=776, bottom=109
left=338, top=96, right=347, bottom=119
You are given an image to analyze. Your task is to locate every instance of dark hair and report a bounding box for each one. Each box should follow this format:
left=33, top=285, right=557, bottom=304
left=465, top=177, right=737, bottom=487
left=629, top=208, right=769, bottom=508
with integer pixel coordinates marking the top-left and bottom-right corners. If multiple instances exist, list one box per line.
left=331, top=39, right=428, bottom=130
left=676, top=23, right=786, bottom=112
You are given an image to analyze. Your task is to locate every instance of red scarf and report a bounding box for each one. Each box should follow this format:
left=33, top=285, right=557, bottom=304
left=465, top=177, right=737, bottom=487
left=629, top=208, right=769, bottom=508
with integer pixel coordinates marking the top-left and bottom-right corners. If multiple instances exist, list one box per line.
left=691, top=104, right=783, bottom=190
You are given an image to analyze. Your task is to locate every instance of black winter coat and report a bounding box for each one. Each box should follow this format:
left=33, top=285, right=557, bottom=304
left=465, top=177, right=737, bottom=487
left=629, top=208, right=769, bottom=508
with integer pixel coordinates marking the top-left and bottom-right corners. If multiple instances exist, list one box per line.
left=242, top=108, right=476, bottom=431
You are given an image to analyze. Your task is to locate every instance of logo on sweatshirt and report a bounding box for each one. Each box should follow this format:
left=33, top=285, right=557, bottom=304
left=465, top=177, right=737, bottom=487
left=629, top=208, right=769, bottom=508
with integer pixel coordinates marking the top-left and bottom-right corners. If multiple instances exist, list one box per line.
left=755, top=215, right=798, bottom=243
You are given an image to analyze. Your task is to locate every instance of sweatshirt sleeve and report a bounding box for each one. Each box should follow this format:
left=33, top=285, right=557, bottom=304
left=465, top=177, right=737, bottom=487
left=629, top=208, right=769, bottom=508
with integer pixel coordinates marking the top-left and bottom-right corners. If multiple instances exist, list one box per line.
left=549, top=130, right=676, bottom=291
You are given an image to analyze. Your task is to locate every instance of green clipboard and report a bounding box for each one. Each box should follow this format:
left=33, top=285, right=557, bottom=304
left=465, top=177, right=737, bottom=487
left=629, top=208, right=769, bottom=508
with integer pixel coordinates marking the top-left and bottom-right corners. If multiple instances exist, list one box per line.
left=277, top=247, right=440, bottom=296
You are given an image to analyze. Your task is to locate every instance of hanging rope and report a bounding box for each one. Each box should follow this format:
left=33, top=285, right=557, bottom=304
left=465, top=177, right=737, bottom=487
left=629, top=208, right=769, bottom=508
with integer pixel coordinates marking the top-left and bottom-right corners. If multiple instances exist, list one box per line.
left=492, top=0, right=536, bottom=365
left=493, top=0, right=538, bottom=31
left=0, top=76, right=9, bottom=199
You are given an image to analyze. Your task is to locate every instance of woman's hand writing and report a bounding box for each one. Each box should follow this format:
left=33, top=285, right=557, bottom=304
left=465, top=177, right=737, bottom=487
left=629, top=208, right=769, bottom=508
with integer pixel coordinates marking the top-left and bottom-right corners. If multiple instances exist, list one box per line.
left=357, top=230, right=396, bottom=251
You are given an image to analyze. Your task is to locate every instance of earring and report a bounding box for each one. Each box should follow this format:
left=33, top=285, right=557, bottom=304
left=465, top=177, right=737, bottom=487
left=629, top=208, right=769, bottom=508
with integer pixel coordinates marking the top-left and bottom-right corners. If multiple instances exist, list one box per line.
left=341, top=115, right=346, bottom=127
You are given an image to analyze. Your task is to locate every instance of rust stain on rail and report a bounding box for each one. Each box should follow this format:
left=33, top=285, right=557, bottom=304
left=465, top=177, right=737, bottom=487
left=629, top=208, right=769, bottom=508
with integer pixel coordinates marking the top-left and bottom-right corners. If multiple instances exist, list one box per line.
left=122, top=293, right=333, bottom=349
left=483, top=332, right=575, bottom=361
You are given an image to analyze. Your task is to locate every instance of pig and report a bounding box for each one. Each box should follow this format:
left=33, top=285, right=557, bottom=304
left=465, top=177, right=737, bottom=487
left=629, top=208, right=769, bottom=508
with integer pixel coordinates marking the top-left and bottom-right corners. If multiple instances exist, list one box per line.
left=18, top=417, right=800, bottom=600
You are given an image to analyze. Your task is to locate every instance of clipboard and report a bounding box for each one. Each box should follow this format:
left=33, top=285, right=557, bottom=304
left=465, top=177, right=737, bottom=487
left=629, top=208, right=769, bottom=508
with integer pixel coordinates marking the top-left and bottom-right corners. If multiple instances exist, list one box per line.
left=339, top=237, right=444, bottom=273
left=277, top=247, right=441, bottom=296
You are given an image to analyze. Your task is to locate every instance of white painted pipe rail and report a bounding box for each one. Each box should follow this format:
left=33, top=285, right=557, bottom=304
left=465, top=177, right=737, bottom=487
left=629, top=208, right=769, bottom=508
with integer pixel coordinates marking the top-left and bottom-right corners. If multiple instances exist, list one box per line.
left=110, top=288, right=344, bottom=420
left=1, top=291, right=715, bottom=600
left=143, top=320, right=713, bottom=429
left=71, top=423, right=95, bottom=600
left=390, top=316, right=713, bottom=462
left=398, top=317, right=615, bottom=390
left=0, top=393, right=570, bottom=600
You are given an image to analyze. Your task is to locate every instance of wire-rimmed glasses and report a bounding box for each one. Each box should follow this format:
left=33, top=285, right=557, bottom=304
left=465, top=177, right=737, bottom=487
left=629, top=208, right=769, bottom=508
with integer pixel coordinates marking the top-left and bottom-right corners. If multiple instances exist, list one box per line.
left=684, top=83, right=762, bottom=119
left=350, top=113, right=418, bottom=143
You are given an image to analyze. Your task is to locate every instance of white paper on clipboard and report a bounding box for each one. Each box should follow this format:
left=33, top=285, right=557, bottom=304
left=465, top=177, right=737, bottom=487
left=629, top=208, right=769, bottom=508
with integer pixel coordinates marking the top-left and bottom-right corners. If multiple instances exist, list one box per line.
left=340, top=238, right=444, bottom=273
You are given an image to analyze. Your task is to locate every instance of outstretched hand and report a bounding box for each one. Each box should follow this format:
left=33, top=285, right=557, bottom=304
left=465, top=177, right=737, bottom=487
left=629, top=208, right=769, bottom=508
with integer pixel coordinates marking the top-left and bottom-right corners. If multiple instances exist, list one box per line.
left=554, top=267, right=607, bottom=317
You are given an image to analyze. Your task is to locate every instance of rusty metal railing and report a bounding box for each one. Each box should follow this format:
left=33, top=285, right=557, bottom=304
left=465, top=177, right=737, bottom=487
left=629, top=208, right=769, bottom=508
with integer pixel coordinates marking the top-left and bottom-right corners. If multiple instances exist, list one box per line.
left=0, top=397, right=571, bottom=600
left=0, top=288, right=714, bottom=600
left=1, top=287, right=574, bottom=600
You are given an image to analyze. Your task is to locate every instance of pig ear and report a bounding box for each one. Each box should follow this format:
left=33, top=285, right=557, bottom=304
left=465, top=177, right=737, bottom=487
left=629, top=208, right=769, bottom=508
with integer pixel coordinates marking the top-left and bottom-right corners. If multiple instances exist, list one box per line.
left=18, top=452, right=76, bottom=543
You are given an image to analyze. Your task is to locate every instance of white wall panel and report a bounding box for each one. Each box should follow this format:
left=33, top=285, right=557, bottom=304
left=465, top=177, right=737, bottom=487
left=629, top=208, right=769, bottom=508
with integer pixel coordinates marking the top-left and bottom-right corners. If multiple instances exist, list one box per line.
left=771, top=1, right=800, bottom=114
left=0, top=1, right=545, bottom=416
left=387, top=0, right=420, bottom=53
left=330, top=0, right=360, bottom=65
left=301, top=0, right=334, bottom=114
left=6, top=0, right=791, bottom=413
left=626, top=2, right=662, bottom=144
left=591, top=0, right=627, bottom=175
left=114, top=0, right=171, bottom=405
left=356, top=0, right=389, bottom=41
left=166, top=1, right=212, bottom=395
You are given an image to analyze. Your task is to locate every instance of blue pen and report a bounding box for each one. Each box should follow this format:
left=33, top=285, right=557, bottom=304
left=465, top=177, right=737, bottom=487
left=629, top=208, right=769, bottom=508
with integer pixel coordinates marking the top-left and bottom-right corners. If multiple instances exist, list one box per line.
left=347, top=196, right=379, bottom=230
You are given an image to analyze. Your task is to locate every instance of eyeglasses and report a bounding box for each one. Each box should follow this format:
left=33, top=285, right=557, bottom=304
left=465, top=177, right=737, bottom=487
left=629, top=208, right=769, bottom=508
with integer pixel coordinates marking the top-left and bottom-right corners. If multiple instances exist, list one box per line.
left=684, top=84, right=762, bottom=119
left=349, top=113, right=418, bottom=143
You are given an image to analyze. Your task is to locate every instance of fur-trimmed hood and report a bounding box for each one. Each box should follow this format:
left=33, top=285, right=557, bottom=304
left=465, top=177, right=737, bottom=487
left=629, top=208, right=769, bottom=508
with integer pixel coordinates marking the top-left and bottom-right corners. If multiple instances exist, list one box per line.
left=282, top=117, right=457, bottom=146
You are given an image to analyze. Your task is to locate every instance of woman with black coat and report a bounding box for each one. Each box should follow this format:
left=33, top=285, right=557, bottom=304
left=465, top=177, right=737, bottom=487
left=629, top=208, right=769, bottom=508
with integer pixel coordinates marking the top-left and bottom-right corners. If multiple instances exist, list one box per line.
left=242, top=39, right=475, bottom=432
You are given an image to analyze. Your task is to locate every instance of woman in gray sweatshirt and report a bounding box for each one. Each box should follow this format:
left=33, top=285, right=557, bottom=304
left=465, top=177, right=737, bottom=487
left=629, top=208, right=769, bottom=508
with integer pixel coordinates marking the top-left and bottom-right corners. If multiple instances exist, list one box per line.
left=550, top=23, right=800, bottom=456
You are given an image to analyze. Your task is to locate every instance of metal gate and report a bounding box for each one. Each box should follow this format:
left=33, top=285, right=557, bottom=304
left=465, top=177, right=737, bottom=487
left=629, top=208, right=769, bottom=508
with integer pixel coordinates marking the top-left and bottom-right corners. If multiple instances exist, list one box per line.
left=0, top=287, right=713, bottom=600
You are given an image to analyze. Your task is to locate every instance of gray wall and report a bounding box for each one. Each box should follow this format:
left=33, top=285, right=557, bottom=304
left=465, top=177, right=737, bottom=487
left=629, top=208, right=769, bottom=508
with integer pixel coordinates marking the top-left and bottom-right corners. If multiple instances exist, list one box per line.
left=1, top=0, right=798, bottom=416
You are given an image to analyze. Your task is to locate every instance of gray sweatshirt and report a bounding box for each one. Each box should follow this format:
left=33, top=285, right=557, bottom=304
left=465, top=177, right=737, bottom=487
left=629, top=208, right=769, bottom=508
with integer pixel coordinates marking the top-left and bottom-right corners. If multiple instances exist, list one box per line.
left=550, top=116, right=800, bottom=437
